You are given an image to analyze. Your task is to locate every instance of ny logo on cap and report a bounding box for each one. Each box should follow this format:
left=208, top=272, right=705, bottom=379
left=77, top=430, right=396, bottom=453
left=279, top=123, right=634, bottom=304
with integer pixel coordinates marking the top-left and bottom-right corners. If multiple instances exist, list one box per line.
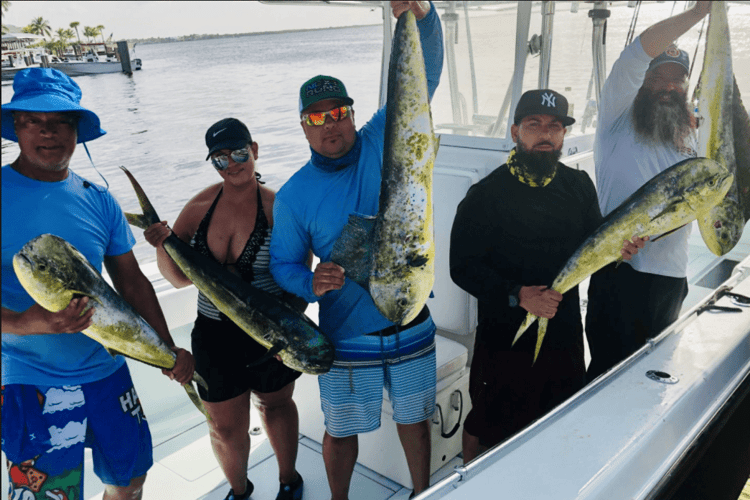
left=541, top=92, right=556, bottom=108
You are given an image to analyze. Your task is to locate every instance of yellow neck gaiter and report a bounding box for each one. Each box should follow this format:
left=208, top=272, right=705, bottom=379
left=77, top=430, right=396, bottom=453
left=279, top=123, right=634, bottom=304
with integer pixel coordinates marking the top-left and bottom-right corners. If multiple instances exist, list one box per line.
left=506, top=148, right=557, bottom=188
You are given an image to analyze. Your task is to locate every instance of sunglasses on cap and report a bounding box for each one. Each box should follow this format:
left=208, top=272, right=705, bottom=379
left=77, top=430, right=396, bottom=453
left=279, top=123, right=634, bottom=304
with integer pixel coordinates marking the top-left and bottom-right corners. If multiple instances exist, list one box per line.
left=301, top=105, right=351, bottom=127
left=210, top=148, right=250, bottom=171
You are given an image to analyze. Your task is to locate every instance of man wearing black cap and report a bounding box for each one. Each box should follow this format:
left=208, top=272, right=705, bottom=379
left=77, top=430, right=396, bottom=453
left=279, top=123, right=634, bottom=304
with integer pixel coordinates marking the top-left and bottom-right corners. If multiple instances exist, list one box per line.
left=1, top=68, right=193, bottom=500
left=270, top=2, right=442, bottom=498
left=585, top=1, right=712, bottom=381
left=450, top=88, right=644, bottom=461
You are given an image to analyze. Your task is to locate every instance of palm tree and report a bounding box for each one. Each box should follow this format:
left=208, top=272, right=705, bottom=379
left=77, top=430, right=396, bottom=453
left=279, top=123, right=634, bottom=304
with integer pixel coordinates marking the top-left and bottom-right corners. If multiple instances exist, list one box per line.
left=83, top=26, right=97, bottom=43
left=96, top=24, right=105, bottom=44
left=70, top=21, right=81, bottom=44
left=1, top=2, right=10, bottom=34
left=28, top=16, right=52, bottom=38
left=54, top=28, right=73, bottom=56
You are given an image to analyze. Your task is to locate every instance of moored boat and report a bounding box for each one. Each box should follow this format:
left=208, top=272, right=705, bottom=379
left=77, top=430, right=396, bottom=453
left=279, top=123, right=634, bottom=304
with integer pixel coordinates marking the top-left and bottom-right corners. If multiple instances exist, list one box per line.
left=2, top=2, right=748, bottom=499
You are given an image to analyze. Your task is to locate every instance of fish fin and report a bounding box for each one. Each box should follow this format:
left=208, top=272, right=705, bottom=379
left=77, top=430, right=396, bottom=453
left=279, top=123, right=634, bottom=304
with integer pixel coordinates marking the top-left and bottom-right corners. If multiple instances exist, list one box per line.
left=182, top=383, right=210, bottom=420
left=120, top=166, right=162, bottom=227
left=434, top=134, right=441, bottom=156
left=330, top=213, right=377, bottom=289
left=614, top=256, right=624, bottom=269
left=532, top=318, right=548, bottom=365
left=512, top=313, right=538, bottom=346
left=105, top=347, right=121, bottom=358
left=650, top=224, right=686, bottom=243
left=245, top=343, right=285, bottom=368
left=650, top=199, right=685, bottom=225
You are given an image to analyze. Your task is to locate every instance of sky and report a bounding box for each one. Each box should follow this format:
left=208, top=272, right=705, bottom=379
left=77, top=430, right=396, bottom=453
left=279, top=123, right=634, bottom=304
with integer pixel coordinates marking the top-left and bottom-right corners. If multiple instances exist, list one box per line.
left=2, top=1, right=385, bottom=40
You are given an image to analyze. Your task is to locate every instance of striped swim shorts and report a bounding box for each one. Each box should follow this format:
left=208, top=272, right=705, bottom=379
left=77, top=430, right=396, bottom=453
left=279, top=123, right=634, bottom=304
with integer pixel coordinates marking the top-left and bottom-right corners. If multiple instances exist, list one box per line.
left=319, top=312, right=437, bottom=438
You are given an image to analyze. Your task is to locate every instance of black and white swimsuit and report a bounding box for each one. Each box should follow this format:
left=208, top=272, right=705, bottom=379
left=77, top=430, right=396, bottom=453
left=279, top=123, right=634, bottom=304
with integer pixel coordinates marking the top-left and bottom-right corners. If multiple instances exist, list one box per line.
left=190, top=185, right=283, bottom=320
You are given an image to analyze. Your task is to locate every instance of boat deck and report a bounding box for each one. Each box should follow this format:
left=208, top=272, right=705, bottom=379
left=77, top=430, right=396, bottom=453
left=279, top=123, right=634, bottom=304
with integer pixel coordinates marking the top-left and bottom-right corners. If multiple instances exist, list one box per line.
left=81, top=342, right=461, bottom=500
left=74, top=220, right=750, bottom=500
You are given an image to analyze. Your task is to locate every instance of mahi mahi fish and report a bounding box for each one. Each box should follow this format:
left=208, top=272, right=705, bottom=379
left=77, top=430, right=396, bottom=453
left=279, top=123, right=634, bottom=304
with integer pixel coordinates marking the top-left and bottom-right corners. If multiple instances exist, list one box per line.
left=734, top=79, right=750, bottom=221
left=694, top=1, right=747, bottom=255
left=331, top=10, right=438, bottom=325
left=12, top=234, right=209, bottom=417
left=513, top=158, right=733, bottom=363
left=121, top=167, right=335, bottom=375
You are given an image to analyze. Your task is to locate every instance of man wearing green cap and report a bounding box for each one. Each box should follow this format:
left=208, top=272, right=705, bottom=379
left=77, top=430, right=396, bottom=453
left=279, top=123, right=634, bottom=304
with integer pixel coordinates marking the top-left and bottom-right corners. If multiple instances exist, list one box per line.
left=270, top=2, right=442, bottom=498
left=586, top=1, right=712, bottom=381
left=1, top=68, right=193, bottom=500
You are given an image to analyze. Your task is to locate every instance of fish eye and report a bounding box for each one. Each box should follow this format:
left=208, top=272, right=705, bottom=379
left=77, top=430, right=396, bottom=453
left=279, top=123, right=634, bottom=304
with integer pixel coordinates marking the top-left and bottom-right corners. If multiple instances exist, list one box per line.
left=709, top=179, right=716, bottom=186
left=398, top=298, right=408, bottom=307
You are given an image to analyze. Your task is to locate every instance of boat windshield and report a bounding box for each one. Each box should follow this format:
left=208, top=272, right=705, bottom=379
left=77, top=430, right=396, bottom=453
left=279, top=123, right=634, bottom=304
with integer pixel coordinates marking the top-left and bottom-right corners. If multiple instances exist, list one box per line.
left=428, top=2, right=599, bottom=142
left=423, top=1, right=713, bottom=146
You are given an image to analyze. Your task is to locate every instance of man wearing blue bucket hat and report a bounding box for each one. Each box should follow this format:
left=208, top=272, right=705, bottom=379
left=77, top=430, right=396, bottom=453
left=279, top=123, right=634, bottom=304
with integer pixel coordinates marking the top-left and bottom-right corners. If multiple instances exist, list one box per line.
left=585, top=2, right=712, bottom=381
left=1, top=68, right=194, bottom=500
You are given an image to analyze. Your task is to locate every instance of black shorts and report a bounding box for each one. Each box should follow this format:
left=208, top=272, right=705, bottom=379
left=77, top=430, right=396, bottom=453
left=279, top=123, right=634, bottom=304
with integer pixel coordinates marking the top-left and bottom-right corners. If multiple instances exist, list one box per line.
left=463, top=333, right=585, bottom=448
left=585, top=262, right=688, bottom=380
left=191, top=313, right=301, bottom=403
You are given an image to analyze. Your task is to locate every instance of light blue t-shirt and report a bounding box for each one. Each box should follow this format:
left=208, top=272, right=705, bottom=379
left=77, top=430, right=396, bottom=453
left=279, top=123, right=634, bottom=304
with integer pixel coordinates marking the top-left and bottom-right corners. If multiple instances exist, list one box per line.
left=594, top=36, right=697, bottom=278
left=2, top=165, right=135, bottom=385
left=270, top=5, right=443, bottom=344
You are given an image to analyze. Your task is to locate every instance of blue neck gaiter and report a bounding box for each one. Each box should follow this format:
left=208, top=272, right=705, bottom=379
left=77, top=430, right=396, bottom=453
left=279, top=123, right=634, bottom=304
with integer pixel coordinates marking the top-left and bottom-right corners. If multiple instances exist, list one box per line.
left=309, top=134, right=363, bottom=173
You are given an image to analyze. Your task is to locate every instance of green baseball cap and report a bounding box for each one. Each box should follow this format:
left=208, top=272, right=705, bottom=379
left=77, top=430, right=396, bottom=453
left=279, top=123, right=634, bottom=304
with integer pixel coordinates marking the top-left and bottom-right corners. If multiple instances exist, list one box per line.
left=299, top=75, right=354, bottom=114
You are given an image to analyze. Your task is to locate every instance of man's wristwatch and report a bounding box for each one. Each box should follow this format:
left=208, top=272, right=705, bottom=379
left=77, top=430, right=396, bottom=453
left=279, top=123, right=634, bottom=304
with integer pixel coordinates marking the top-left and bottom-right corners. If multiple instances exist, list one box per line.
left=509, top=285, right=522, bottom=308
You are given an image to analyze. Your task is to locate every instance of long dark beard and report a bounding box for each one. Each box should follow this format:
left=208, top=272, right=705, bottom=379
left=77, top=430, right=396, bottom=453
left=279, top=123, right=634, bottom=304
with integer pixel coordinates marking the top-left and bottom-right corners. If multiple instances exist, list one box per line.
left=633, top=87, right=693, bottom=148
left=514, top=142, right=562, bottom=180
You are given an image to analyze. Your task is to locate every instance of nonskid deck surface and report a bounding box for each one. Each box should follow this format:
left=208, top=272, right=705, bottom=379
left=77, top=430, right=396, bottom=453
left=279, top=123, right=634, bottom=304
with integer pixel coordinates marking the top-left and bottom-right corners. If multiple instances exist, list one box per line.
left=84, top=427, right=430, bottom=500
left=82, top=316, right=462, bottom=500
left=83, top=396, right=461, bottom=500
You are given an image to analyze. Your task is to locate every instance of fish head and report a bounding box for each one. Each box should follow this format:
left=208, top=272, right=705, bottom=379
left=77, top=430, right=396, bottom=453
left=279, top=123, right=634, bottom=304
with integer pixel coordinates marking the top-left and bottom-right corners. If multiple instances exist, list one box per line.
left=682, top=158, right=734, bottom=213
left=698, top=200, right=745, bottom=256
left=370, top=266, right=433, bottom=325
left=12, top=234, right=90, bottom=312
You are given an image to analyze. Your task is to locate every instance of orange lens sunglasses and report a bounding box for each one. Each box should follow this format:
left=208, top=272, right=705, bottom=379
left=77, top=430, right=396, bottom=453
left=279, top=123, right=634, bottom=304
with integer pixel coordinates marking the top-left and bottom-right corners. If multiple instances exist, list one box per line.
left=301, top=105, right=351, bottom=126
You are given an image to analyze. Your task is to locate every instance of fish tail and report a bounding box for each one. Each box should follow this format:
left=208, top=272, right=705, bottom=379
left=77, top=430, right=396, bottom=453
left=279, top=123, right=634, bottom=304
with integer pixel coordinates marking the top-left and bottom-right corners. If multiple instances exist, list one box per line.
left=120, top=166, right=161, bottom=227
left=192, top=371, right=209, bottom=392
left=532, top=318, right=548, bottom=365
left=124, top=212, right=151, bottom=230
left=183, top=382, right=210, bottom=420
left=512, top=313, right=538, bottom=346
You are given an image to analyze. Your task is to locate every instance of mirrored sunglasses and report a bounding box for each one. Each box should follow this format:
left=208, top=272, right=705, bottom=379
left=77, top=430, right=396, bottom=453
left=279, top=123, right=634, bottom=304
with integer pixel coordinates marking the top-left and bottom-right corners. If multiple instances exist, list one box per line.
left=210, top=148, right=250, bottom=171
left=301, top=105, right=351, bottom=127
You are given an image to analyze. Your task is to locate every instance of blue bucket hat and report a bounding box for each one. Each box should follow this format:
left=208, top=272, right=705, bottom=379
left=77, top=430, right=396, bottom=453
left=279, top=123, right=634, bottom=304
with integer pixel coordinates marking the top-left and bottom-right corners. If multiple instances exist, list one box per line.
left=1, top=68, right=106, bottom=143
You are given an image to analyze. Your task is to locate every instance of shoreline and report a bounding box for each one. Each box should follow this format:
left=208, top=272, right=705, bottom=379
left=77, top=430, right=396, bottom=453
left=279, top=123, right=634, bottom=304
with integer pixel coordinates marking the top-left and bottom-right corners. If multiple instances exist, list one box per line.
left=128, top=23, right=381, bottom=46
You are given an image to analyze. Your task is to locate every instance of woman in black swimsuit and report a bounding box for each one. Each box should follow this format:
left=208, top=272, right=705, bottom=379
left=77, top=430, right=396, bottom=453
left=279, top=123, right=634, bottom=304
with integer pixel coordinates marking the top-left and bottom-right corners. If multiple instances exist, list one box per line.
left=144, top=118, right=305, bottom=500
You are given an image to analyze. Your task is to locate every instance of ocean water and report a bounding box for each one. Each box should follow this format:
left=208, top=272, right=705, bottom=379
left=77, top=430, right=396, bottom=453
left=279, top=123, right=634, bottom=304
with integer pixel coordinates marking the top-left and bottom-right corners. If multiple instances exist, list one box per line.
left=3, top=2, right=749, bottom=266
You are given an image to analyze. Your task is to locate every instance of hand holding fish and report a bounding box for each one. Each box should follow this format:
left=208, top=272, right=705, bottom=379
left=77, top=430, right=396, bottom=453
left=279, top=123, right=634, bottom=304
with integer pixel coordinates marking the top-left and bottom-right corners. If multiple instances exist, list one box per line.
left=391, top=1, right=430, bottom=20
left=144, top=220, right=172, bottom=249
left=621, top=235, right=649, bottom=260
left=4, top=298, right=94, bottom=335
left=162, top=346, right=195, bottom=385
left=313, top=262, right=346, bottom=297
left=519, top=286, right=562, bottom=320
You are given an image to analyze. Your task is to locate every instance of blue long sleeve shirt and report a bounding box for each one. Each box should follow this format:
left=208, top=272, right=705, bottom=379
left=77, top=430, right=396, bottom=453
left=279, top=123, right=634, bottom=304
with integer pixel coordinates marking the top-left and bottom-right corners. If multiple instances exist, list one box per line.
left=271, top=5, right=443, bottom=344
